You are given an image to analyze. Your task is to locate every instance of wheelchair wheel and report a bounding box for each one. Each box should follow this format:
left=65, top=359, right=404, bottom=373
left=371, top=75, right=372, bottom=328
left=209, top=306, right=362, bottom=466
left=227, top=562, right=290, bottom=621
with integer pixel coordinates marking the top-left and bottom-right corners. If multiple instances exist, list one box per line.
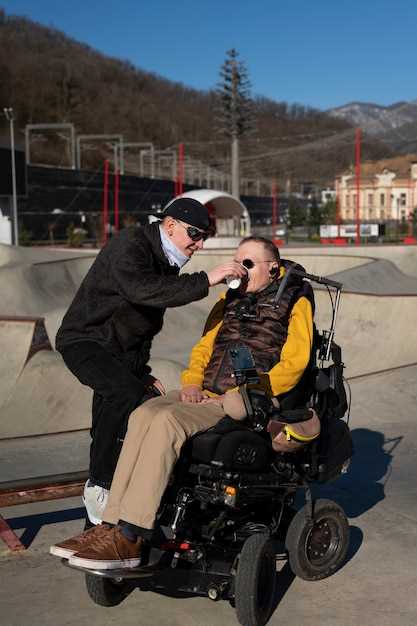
left=85, top=573, right=130, bottom=607
left=285, top=498, right=349, bottom=581
left=235, top=533, right=276, bottom=626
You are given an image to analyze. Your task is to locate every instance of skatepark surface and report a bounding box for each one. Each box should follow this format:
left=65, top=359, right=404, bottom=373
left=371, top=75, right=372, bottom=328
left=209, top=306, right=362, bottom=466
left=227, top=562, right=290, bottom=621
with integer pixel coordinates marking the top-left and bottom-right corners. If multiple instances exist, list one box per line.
left=1, top=241, right=417, bottom=626
left=1, top=364, right=416, bottom=626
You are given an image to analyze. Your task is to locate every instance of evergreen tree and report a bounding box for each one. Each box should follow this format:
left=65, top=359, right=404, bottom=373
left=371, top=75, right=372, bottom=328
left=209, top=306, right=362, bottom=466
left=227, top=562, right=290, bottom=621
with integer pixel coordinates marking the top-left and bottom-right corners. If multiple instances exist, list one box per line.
left=216, top=48, right=254, bottom=138
left=216, top=49, right=254, bottom=197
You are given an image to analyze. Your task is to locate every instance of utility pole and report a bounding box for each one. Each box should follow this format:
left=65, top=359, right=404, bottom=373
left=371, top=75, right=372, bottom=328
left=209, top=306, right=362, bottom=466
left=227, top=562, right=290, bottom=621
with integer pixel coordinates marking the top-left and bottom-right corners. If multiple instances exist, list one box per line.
left=4, top=107, right=18, bottom=245
left=231, top=57, right=240, bottom=198
left=231, top=132, right=240, bottom=198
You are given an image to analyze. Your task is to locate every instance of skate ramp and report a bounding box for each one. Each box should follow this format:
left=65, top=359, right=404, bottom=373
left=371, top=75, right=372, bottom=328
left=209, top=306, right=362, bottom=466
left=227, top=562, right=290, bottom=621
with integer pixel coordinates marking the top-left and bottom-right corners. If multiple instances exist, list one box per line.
left=1, top=242, right=417, bottom=438
left=0, top=350, right=186, bottom=439
left=152, top=284, right=224, bottom=364
left=149, top=358, right=185, bottom=392
left=0, top=242, right=189, bottom=439
left=287, top=244, right=417, bottom=278
left=0, top=317, right=52, bottom=408
left=288, top=254, right=368, bottom=275
left=327, top=258, right=417, bottom=295
left=0, top=350, right=92, bottom=438
left=0, top=255, right=95, bottom=341
left=0, top=353, right=186, bottom=442
left=0, top=242, right=96, bottom=268
left=314, top=290, right=417, bottom=377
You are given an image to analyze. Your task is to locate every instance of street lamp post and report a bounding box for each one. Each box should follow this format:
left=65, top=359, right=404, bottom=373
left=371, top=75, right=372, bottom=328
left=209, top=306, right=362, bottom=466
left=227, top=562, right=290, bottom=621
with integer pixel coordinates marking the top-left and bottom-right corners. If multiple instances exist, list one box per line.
left=3, top=107, right=19, bottom=245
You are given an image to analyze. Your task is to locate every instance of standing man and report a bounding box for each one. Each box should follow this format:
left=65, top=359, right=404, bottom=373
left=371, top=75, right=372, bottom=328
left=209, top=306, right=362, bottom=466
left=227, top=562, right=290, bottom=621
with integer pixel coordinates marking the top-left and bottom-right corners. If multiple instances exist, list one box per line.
left=55, top=198, right=246, bottom=525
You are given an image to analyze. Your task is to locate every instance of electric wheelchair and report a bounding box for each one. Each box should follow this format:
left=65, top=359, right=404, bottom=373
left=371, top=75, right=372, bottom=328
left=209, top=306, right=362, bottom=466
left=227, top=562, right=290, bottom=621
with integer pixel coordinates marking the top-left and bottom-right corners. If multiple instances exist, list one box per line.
left=66, top=269, right=353, bottom=626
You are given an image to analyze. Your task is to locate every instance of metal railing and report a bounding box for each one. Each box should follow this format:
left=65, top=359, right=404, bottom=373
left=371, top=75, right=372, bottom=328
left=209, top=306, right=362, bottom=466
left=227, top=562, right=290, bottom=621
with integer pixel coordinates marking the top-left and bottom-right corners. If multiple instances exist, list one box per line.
left=0, top=470, right=88, bottom=552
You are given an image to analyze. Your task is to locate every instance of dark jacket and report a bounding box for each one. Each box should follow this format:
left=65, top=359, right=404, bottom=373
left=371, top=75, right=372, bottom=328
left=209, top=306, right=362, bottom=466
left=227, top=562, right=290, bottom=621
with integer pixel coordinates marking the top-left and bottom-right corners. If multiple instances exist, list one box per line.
left=55, top=223, right=209, bottom=374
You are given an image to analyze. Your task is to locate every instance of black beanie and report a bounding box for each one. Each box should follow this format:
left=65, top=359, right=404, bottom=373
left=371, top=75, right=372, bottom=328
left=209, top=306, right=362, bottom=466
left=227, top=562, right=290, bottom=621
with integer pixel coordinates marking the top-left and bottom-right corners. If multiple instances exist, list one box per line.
left=162, top=197, right=210, bottom=230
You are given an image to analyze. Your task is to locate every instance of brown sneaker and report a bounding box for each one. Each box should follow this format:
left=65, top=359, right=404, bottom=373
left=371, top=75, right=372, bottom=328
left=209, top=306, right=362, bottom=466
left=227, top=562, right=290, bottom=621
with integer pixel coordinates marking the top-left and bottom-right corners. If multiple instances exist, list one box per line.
left=49, top=523, right=111, bottom=559
left=68, top=527, right=143, bottom=570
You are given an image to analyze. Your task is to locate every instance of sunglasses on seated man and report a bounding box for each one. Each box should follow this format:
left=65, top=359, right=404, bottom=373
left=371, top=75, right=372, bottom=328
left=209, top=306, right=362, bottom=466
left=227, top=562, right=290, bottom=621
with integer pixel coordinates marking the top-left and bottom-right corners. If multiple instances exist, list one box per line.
left=175, top=219, right=210, bottom=242
left=239, top=258, right=276, bottom=270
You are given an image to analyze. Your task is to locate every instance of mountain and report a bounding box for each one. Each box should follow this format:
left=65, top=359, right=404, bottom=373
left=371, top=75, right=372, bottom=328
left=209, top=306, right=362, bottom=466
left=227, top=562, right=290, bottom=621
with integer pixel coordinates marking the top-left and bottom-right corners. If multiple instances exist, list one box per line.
left=0, top=9, right=393, bottom=185
left=327, top=101, right=417, bottom=152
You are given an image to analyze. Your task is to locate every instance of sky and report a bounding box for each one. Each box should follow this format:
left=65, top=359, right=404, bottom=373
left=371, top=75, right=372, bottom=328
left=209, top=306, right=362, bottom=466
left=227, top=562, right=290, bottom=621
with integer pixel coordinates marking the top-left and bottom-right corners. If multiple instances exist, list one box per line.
left=2, top=0, right=417, bottom=110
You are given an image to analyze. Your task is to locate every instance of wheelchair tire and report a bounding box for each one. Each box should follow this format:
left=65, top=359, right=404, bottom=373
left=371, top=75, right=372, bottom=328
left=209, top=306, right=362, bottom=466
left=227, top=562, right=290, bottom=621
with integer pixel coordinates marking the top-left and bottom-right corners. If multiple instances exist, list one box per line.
left=235, top=533, right=276, bottom=626
left=85, top=573, right=130, bottom=607
left=285, top=498, right=349, bottom=581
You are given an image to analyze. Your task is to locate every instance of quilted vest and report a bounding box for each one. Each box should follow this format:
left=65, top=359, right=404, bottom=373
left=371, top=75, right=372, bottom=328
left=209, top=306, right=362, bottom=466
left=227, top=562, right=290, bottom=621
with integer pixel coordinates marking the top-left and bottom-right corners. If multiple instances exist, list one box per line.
left=203, top=260, right=313, bottom=394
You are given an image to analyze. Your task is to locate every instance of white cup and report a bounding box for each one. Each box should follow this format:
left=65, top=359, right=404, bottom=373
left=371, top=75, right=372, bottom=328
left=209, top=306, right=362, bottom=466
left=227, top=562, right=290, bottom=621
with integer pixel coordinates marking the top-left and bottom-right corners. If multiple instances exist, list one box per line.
left=226, top=276, right=242, bottom=289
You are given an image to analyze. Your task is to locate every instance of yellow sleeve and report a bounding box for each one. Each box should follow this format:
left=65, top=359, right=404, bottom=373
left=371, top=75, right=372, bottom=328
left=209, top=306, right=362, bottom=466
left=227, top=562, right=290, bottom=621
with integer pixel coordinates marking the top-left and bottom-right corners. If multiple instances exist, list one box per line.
left=267, top=296, right=313, bottom=397
left=181, top=295, right=225, bottom=388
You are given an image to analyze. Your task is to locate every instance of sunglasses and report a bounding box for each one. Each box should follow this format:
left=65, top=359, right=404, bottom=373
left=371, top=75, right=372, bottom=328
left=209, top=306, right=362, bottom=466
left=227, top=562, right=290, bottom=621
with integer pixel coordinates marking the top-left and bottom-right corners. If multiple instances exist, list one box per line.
left=175, top=220, right=210, bottom=242
left=240, top=258, right=276, bottom=270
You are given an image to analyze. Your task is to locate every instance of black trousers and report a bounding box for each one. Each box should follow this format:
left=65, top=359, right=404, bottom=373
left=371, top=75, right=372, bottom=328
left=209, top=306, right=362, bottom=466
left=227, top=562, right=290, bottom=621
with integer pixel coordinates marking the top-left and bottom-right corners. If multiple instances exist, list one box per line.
left=61, top=342, right=152, bottom=489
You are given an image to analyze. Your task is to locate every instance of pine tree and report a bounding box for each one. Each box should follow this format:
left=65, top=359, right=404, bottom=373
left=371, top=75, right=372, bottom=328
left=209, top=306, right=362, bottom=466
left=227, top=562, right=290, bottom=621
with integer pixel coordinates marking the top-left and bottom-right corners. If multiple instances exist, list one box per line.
left=216, top=48, right=254, bottom=139
left=216, top=49, right=254, bottom=197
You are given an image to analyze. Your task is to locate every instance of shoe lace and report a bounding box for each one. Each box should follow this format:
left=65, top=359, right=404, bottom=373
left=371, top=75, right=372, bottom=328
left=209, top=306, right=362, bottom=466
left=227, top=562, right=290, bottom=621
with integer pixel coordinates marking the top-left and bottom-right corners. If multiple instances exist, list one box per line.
left=88, top=526, right=118, bottom=551
left=78, top=524, right=109, bottom=543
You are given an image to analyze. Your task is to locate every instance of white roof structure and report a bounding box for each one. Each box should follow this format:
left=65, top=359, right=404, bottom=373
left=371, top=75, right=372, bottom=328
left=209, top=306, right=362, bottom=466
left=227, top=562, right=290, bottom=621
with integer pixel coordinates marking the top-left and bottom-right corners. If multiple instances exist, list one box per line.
left=169, top=189, right=251, bottom=223
left=162, top=189, right=251, bottom=243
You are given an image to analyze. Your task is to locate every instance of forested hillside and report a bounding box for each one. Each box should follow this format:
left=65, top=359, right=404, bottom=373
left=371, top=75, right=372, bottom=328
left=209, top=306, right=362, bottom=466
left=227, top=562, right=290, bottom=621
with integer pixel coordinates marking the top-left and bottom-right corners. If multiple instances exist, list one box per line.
left=0, top=9, right=392, bottom=185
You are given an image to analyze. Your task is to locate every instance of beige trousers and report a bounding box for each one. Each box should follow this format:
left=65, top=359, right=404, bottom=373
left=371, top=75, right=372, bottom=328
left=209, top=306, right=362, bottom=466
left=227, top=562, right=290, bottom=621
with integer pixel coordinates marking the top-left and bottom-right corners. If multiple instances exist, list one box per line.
left=103, top=391, right=225, bottom=529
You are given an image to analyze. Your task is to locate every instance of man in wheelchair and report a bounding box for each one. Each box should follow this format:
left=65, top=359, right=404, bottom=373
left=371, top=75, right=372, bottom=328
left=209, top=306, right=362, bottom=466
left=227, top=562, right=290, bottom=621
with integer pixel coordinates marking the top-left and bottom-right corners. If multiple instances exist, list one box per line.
left=50, top=236, right=351, bottom=598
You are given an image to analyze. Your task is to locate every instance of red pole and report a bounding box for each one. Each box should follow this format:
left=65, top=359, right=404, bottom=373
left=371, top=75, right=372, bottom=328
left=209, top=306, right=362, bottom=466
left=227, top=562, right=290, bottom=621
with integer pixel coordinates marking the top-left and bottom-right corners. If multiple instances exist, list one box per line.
left=102, top=159, right=109, bottom=245
left=174, top=147, right=179, bottom=196
left=334, top=178, right=347, bottom=245
left=114, top=168, right=120, bottom=232
left=178, top=143, right=184, bottom=196
left=355, top=128, right=361, bottom=245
